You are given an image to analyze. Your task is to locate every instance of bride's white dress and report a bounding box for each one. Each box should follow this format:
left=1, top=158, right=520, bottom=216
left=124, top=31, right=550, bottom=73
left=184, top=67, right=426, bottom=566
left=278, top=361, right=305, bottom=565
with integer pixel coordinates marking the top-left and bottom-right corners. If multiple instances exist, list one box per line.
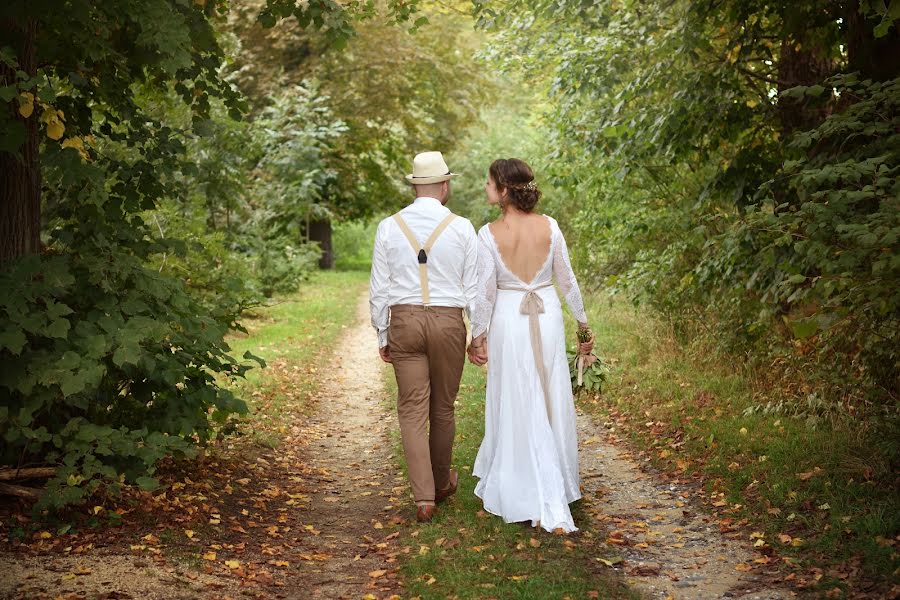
left=471, top=214, right=587, bottom=533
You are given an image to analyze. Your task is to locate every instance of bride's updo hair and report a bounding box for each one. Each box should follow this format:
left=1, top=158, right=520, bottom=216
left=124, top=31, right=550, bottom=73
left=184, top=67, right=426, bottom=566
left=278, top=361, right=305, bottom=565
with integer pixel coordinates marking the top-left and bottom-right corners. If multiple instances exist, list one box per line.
left=489, top=158, right=542, bottom=212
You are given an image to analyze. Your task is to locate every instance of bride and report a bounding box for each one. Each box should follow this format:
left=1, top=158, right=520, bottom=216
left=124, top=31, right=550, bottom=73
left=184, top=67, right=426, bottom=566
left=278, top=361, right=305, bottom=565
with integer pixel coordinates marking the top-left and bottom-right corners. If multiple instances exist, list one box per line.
left=467, top=157, right=593, bottom=534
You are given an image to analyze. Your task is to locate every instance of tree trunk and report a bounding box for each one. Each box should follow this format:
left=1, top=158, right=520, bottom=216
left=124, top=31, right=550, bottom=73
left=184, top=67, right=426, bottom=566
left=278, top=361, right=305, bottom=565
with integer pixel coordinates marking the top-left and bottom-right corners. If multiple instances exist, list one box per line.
left=307, top=218, right=333, bottom=269
left=0, top=17, right=41, bottom=266
left=0, top=482, right=41, bottom=500
left=776, top=31, right=835, bottom=135
left=0, top=466, right=57, bottom=481
left=844, top=3, right=900, bottom=82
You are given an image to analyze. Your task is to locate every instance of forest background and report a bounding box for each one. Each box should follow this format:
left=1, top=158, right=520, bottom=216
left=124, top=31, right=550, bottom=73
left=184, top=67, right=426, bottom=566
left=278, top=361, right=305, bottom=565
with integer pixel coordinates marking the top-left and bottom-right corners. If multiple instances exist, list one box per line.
left=0, top=0, right=898, bottom=592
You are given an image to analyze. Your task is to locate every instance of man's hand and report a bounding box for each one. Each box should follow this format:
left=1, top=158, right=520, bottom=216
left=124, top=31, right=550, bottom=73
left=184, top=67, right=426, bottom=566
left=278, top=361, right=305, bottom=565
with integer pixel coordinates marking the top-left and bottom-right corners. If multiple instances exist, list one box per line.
left=467, top=342, right=488, bottom=366
left=379, top=345, right=393, bottom=363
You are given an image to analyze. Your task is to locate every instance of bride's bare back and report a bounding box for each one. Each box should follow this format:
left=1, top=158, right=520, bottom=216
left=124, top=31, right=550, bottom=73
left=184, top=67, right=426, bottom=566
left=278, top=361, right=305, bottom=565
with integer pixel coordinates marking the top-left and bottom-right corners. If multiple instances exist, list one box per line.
left=487, top=212, right=552, bottom=284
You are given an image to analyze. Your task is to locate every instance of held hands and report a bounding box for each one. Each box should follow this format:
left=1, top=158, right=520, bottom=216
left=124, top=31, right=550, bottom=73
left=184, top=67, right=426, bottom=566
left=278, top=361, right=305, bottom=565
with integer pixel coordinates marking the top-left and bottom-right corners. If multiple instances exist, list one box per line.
left=467, top=337, right=488, bottom=366
left=379, top=345, right=393, bottom=364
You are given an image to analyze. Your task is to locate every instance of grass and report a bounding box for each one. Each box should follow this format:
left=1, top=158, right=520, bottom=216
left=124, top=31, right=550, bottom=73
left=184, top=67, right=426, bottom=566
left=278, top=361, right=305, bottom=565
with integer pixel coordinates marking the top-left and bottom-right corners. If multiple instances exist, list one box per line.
left=383, top=359, right=641, bottom=600
left=570, top=292, right=899, bottom=595
left=225, top=270, right=369, bottom=438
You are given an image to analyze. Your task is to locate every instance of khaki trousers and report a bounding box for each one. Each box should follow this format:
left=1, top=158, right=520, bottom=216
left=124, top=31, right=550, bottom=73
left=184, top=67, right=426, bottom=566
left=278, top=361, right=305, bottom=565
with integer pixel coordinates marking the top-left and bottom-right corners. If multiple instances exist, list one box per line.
left=388, top=304, right=466, bottom=504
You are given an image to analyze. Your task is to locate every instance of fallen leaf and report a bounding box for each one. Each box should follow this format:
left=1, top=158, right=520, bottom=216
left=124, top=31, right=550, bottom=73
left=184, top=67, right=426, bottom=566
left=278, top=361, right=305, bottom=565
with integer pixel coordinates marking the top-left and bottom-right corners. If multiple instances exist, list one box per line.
left=368, top=569, right=387, bottom=578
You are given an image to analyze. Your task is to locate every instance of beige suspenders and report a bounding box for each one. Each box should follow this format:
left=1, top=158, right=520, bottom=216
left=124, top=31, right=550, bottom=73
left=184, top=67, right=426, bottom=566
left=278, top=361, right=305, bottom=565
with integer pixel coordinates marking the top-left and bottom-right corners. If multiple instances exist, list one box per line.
left=392, top=212, right=457, bottom=304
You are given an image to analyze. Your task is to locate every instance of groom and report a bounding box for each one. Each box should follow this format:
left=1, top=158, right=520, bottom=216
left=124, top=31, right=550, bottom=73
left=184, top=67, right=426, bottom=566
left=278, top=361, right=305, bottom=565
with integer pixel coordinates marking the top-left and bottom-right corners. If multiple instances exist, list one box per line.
left=369, top=151, right=478, bottom=522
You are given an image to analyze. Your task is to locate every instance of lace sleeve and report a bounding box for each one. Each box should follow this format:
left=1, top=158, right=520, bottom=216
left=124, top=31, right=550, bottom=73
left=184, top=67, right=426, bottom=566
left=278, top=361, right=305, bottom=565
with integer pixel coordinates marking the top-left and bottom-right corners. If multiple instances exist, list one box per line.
left=470, top=228, right=497, bottom=339
left=551, top=218, right=588, bottom=324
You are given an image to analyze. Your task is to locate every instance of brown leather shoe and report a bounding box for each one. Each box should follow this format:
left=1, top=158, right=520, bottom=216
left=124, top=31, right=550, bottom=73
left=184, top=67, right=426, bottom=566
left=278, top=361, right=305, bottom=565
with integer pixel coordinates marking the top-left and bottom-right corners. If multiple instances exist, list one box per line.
left=416, top=504, right=436, bottom=523
left=435, top=469, right=459, bottom=503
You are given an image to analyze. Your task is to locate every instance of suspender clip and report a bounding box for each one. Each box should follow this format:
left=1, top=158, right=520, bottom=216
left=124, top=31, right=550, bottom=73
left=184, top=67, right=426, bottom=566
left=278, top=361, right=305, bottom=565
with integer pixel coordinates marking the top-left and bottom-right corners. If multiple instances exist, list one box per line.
left=418, top=249, right=428, bottom=264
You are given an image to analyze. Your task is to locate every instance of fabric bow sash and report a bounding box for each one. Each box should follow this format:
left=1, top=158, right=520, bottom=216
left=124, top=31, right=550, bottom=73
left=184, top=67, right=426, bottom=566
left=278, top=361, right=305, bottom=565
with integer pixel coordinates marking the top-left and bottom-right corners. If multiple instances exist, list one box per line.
left=499, top=284, right=555, bottom=425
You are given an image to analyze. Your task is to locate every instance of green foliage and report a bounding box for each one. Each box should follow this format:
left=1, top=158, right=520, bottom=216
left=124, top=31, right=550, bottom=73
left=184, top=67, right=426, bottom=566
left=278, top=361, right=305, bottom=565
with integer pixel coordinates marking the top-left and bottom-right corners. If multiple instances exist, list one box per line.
left=742, top=74, right=899, bottom=398
left=0, top=0, right=390, bottom=510
left=332, top=220, right=377, bottom=270
left=0, top=248, right=261, bottom=509
left=477, top=0, right=899, bottom=414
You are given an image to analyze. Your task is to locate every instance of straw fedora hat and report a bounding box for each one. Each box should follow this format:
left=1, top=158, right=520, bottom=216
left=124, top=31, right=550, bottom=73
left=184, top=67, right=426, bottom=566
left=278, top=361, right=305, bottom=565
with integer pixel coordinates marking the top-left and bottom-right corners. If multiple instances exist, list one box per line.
left=405, top=151, right=460, bottom=185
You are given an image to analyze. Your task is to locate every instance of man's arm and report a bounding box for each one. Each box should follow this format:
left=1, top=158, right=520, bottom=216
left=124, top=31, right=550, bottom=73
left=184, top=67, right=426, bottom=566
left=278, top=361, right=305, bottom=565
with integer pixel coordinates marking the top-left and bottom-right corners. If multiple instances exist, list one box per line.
left=461, top=219, right=478, bottom=323
left=369, top=220, right=391, bottom=352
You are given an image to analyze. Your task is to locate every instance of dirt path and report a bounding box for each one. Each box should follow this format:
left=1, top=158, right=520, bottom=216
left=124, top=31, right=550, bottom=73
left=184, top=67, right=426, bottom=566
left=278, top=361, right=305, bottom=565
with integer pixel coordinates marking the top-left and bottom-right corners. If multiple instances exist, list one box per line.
left=1, top=294, right=408, bottom=600
left=277, top=295, right=406, bottom=598
left=3, top=291, right=802, bottom=600
left=576, top=407, right=798, bottom=599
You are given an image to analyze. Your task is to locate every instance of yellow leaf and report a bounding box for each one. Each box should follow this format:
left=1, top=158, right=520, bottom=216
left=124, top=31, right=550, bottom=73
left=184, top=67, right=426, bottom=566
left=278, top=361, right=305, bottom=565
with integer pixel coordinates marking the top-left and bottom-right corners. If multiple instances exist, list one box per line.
left=18, top=92, right=34, bottom=118
left=753, top=539, right=766, bottom=547
left=735, top=563, right=752, bottom=572
left=224, top=560, right=240, bottom=569
left=739, top=427, right=748, bottom=435
left=791, top=538, right=804, bottom=547
left=184, top=529, right=195, bottom=539
left=39, top=531, right=52, bottom=539
left=202, top=551, right=216, bottom=561
left=419, top=545, right=429, bottom=555
left=368, top=569, right=387, bottom=578
left=47, top=120, right=64, bottom=140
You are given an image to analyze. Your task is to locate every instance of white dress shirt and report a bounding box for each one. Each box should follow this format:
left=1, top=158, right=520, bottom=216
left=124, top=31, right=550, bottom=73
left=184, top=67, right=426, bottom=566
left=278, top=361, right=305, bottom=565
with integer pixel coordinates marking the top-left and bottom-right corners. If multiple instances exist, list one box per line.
left=369, top=196, right=478, bottom=348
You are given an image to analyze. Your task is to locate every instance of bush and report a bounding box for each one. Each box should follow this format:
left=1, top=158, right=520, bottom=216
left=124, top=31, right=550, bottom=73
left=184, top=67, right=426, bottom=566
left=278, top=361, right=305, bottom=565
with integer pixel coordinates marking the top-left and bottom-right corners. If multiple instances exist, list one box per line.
left=0, top=248, right=263, bottom=510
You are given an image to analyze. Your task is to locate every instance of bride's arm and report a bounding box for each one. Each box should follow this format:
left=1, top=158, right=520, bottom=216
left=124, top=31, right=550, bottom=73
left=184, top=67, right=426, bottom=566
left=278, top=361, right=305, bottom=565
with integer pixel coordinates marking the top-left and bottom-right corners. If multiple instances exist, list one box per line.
left=551, top=219, right=591, bottom=347
left=470, top=229, right=497, bottom=351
